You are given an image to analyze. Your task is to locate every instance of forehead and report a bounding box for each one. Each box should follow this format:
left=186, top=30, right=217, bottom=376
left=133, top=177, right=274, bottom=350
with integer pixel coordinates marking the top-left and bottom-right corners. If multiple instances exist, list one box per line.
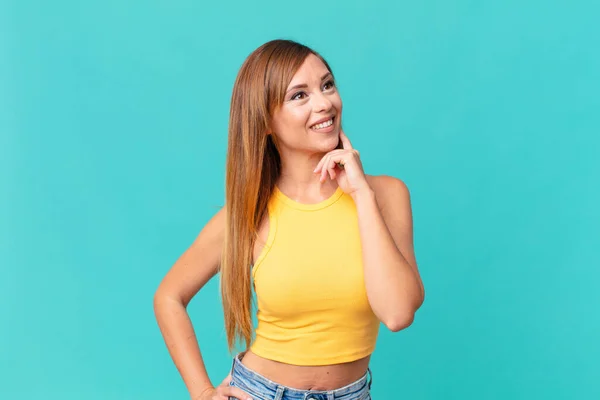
left=287, top=54, right=330, bottom=87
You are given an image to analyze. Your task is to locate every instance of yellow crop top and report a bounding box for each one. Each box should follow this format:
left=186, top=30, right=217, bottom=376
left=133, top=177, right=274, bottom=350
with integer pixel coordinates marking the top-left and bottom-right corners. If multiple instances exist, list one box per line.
left=249, top=185, right=380, bottom=365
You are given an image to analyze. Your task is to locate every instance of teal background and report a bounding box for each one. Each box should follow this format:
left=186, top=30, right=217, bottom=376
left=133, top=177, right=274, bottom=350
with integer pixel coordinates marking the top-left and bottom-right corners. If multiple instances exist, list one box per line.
left=2, top=0, right=599, bottom=398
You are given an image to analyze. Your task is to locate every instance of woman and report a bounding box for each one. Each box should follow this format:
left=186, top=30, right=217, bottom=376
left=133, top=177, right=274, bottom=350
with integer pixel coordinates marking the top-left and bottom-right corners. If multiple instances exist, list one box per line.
left=153, top=39, right=425, bottom=400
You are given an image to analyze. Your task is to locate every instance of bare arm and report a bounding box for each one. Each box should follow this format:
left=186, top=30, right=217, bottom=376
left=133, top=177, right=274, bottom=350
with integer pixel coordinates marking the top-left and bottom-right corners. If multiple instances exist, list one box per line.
left=311, top=130, right=425, bottom=332
left=354, top=175, right=425, bottom=331
left=153, top=207, right=251, bottom=400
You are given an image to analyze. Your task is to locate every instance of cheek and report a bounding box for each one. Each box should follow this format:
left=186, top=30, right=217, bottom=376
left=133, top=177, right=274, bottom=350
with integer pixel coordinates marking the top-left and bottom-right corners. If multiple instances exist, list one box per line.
left=332, top=94, right=343, bottom=112
left=273, top=108, right=304, bottom=132
left=278, top=107, right=311, bottom=133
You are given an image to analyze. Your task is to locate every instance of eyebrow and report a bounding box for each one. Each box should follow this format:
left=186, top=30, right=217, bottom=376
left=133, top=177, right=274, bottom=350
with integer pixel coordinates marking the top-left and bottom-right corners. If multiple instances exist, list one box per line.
left=286, top=72, right=333, bottom=93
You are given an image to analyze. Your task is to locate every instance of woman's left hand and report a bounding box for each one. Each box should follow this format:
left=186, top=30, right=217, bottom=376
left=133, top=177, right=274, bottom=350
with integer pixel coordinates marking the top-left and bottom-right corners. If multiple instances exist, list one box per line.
left=313, top=130, right=372, bottom=197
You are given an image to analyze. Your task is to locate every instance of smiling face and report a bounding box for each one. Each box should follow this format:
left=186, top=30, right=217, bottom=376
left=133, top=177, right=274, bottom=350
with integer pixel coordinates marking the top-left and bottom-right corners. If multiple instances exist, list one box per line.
left=270, top=53, right=343, bottom=155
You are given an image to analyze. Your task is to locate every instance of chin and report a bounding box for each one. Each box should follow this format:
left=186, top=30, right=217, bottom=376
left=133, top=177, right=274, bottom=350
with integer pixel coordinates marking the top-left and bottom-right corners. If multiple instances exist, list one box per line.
left=316, top=134, right=341, bottom=152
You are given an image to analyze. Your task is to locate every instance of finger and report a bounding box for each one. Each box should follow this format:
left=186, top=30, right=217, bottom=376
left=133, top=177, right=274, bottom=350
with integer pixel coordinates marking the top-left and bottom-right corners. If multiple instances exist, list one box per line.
left=320, top=156, right=330, bottom=182
left=339, top=130, right=353, bottom=150
left=223, top=386, right=254, bottom=400
left=314, top=150, right=341, bottom=174
left=314, top=156, right=326, bottom=174
left=319, top=147, right=352, bottom=173
left=332, top=153, right=347, bottom=168
left=331, top=155, right=347, bottom=180
left=220, top=374, right=232, bottom=386
left=328, top=158, right=336, bottom=180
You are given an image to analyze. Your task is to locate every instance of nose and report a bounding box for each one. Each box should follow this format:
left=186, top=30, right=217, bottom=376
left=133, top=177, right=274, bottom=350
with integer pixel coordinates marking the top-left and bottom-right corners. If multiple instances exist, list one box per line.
left=312, top=91, right=332, bottom=113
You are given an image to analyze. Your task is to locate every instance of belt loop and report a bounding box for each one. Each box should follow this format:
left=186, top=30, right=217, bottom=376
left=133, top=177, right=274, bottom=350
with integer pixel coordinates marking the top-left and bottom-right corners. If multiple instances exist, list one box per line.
left=274, top=385, right=285, bottom=400
left=367, top=367, right=373, bottom=390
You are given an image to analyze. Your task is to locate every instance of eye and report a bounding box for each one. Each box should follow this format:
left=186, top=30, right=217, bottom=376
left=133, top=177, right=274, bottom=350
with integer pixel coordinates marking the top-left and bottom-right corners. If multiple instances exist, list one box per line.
left=323, top=79, right=335, bottom=91
left=291, top=91, right=307, bottom=101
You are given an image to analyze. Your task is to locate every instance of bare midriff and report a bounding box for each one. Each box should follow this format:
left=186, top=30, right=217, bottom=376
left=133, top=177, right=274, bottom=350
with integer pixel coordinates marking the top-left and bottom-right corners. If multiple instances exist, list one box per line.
left=239, top=349, right=371, bottom=390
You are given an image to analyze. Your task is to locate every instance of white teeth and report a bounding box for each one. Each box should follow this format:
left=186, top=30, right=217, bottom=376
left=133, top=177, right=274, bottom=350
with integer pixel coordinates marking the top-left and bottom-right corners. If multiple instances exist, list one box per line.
left=311, top=119, right=333, bottom=130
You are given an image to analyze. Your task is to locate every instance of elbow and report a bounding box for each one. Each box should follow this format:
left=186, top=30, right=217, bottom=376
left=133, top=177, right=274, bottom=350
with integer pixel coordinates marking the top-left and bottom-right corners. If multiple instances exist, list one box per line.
left=153, top=286, right=166, bottom=307
left=384, top=310, right=415, bottom=332
left=153, top=288, right=185, bottom=312
left=383, top=290, right=424, bottom=332
left=153, top=291, right=166, bottom=314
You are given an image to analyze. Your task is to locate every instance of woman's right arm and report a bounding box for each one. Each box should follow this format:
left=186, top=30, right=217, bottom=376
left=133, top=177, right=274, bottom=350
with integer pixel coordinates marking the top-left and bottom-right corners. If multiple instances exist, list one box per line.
left=153, top=207, right=251, bottom=400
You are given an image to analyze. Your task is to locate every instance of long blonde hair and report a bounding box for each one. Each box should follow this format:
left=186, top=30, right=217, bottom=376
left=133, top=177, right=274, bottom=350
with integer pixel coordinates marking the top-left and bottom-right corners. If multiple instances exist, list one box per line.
left=220, top=39, right=334, bottom=351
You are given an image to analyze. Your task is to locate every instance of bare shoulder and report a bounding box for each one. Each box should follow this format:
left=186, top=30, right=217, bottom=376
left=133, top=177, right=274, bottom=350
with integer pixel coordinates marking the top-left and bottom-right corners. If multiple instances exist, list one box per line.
left=154, top=206, right=227, bottom=306
left=365, top=174, right=411, bottom=212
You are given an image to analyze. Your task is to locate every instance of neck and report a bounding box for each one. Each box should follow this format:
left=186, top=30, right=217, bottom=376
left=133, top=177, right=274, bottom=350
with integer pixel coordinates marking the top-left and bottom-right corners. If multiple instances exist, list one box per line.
left=276, top=150, right=338, bottom=201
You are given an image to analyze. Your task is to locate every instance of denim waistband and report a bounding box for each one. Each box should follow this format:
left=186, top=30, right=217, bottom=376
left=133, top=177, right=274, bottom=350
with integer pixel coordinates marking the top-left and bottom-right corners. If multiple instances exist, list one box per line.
left=228, top=353, right=372, bottom=400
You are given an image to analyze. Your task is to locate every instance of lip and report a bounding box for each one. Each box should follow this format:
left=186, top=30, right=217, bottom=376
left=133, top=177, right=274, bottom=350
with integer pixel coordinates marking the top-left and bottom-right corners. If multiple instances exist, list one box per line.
left=309, top=115, right=335, bottom=129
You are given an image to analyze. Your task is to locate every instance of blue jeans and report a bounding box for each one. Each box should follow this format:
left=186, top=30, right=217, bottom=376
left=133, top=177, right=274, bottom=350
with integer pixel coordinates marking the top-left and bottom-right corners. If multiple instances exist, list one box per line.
left=228, top=353, right=373, bottom=400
